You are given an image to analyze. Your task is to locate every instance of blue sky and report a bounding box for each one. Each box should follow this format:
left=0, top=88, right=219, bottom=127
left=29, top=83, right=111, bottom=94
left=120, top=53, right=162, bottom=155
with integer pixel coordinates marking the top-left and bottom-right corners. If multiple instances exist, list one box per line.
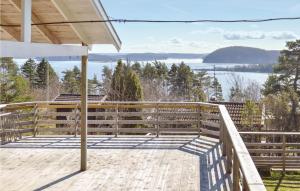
left=92, top=0, right=300, bottom=53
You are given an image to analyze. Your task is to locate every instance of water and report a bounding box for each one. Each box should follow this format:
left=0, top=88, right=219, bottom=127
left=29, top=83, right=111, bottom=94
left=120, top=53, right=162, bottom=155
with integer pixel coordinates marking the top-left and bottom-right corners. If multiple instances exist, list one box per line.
left=15, top=58, right=270, bottom=100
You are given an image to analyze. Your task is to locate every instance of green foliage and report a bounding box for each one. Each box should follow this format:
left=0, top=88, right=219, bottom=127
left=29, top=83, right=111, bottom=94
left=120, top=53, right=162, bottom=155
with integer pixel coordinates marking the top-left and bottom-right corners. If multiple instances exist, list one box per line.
left=263, top=171, right=300, bottom=191
left=124, top=69, right=143, bottom=101
left=192, top=71, right=210, bottom=101
left=110, top=60, right=143, bottom=101
left=0, top=57, right=31, bottom=103
left=168, top=62, right=194, bottom=99
left=263, top=39, right=300, bottom=131
left=88, top=74, right=100, bottom=95
left=241, top=100, right=260, bottom=127
left=264, top=93, right=291, bottom=131
left=36, top=58, right=57, bottom=89
left=229, top=86, right=243, bottom=101
left=211, top=77, right=223, bottom=101
left=21, top=58, right=38, bottom=88
left=62, top=66, right=81, bottom=94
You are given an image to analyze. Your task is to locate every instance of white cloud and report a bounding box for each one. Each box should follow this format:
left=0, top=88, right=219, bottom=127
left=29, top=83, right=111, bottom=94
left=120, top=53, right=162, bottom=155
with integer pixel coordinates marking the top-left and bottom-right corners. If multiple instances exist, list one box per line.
left=269, top=31, right=298, bottom=40
left=169, top=38, right=183, bottom=45
left=115, top=38, right=218, bottom=53
left=223, top=31, right=265, bottom=40
left=190, top=27, right=298, bottom=40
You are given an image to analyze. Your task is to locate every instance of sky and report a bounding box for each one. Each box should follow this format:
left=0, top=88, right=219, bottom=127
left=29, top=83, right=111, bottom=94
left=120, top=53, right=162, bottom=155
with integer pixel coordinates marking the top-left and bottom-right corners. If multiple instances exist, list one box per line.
left=91, top=0, right=300, bottom=54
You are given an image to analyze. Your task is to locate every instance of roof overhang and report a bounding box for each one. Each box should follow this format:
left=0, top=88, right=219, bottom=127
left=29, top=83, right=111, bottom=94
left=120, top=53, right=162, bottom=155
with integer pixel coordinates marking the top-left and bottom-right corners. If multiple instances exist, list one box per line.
left=0, top=0, right=121, bottom=56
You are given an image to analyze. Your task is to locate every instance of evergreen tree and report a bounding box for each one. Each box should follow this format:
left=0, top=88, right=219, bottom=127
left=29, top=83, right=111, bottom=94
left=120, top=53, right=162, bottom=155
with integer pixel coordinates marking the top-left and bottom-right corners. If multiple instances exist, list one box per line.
left=88, top=74, right=99, bottom=95
left=229, top=86, right=244, bottom=102
left=110, top=60, right=143, bottom=101
left=21, top=58, right=37, bottom=88
left=110, top=60, right=127, bottom=100
left=73, top=65, right=81, bottom=82
left=142, top=63, right=157, bottom=80
left=177, top=62, right=193, bottom=99
left=211, top=78, right=223, bottom=101
left=36, top=58, right=57, bottom=89
left=131, top=62, right=142, bottom=76
left=62, top=66, right=81, bottom=94
left=192, top=71, right=209, bottom=101
left=263, top=40, right=300, bottom=131
left=101, top=66, right=113, bottom=94
left=241, top=100, right=260, bottom=129
left=0, top=57, right=31, bottom=103
left=168, top=64, right=179, bottom=96
left=124, top=69, right=143, bottom=101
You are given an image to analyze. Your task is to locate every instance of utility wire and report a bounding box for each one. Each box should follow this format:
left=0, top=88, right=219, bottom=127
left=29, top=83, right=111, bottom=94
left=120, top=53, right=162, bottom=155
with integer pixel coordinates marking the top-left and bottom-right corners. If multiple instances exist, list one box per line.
left=1, top=17, right=300, bottom=27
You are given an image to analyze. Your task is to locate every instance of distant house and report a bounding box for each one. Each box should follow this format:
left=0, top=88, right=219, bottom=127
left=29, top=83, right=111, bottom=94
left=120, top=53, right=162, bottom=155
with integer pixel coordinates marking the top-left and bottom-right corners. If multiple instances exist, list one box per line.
left=53, top=94, right=107, bottom=128
left=210, top=101, right=264, bottom=131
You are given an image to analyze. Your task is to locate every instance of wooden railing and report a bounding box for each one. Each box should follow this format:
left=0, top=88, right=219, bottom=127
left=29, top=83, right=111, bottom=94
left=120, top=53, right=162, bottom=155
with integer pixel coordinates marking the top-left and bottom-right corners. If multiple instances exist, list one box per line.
left=1, top=101, right=266, bottom=191
left=219, top=105, right=266, bottom=191
left=240, top=131, right=300, bottom=172
left=1, top=101, right=221, bottom=136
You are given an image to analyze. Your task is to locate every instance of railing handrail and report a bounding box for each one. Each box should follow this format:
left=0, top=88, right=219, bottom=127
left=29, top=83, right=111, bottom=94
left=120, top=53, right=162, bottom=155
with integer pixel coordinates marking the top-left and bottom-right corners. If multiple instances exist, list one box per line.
left=0, top=112, right=11, bottom=117
left=239, top=131, right=300, bottom=135
left=4, top=101, right=219, bottom=107
left=219, top=105, right=266, bottom=191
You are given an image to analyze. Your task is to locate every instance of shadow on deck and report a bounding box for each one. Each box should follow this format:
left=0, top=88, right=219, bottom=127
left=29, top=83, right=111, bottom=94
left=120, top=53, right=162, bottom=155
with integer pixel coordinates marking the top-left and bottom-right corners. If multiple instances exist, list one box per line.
left=0, top=136, right=232, bottom=191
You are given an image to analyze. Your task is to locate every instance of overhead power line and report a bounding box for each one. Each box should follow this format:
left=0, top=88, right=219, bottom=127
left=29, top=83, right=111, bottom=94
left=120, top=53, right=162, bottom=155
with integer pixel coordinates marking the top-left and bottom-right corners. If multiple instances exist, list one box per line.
left=1, top=16, right=300, bottom=27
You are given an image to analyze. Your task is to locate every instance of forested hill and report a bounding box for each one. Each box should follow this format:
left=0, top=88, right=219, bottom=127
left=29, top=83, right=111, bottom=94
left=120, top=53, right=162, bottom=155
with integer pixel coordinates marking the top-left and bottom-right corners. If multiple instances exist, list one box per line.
left=39, top=53, right=205, bottom=62
left=203, top=46, right=280, bottom=64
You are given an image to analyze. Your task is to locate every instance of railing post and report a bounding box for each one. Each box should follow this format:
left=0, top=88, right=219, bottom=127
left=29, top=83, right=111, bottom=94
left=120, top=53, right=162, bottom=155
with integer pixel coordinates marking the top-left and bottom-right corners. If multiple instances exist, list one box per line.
left=226, top=137, right=232, bottom=173
left=1, top=116, right=4, bottom=145
left=115, top=104, right=119, bottom=137
left=33, top=104, right=39, bottom=137
left=282, top=134, right=286, bottom=174
left=197, top=103, right=201, bottom=137
left=233, top=153, right=240, bottom=191
left=219, top=117, right=224, bottom=143
left=156, top=103, right=159, bottom=138
left=74, top=104, right=79, bottom=137
left=243, top=178, right=249, bottom=191
left=222, top=127, right=227, bottom=156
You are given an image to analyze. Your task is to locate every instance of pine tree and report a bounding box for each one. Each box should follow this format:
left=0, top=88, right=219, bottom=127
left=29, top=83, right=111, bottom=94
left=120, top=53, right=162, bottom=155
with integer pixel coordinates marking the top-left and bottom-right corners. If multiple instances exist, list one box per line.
left=101, top=66, right=113, bottom=94
left=21, top=58, right=37, bottom=88
left=263, top=40, right=300, bottom=131
left=0, top=57, right=31, bottom=103
left=110, top=60, right=126, bottom=100
left=124, top=69, right=143, bottom=101
left=211, top=78, right=223, bottom=101
left=36, top=58, right=57, bottom=89
left=62, top=66, right=81, bottom=94
left=110, top=60, right=143, bottom=101
left=168, top=64, right=179, bottom=96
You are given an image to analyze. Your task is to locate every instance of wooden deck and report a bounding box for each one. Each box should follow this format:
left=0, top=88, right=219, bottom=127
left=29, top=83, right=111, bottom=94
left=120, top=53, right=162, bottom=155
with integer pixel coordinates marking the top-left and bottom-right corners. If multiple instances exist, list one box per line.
left=0, top=136, right=232, bottom=191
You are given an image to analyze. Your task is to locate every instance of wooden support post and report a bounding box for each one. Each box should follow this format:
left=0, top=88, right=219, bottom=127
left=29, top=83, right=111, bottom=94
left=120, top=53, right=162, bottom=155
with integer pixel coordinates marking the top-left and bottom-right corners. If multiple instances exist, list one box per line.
left=156, top=103, right=159, bottom=137
left=226, top=138, right=232, bottom=174
left=80, top=44, right=88, bottom=171
left=21, top=0, right=31, bottom=42
left=33, top=104, right=38, bottom=137
left=282, top=134, right=286, bottom=174
left=233, top=153, right=240, bottom=191
left=115, top=104, right=119, bottom=137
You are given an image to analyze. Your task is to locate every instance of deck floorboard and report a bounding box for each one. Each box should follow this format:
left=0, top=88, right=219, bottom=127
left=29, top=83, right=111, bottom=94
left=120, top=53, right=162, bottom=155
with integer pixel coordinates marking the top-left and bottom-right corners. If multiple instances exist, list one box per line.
left=0, top=135, right=231, bottom=191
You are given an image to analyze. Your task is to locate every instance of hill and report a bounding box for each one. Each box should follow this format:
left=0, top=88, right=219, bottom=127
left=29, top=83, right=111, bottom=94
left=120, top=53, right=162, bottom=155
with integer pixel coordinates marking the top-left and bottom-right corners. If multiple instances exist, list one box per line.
left=203, top=46, right=280, bottom=64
